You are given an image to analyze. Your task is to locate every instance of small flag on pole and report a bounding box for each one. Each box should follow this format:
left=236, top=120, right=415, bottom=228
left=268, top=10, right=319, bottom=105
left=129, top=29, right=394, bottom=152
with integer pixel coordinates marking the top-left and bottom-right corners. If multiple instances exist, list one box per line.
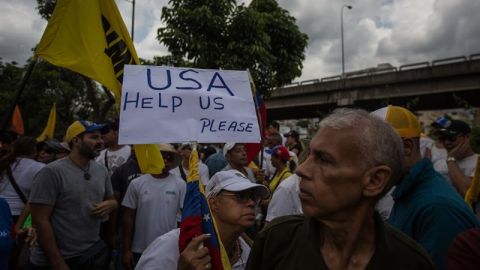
left=11, top=105, right=24, bottom=135
left=37, top=103, right=57, bottom=141
left=179, top=145, right=231, bottom=270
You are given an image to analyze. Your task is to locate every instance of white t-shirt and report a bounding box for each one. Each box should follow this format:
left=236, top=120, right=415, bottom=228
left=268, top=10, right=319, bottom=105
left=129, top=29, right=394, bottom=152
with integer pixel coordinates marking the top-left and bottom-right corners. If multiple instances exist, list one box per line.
left=435, top=154, right=478, bottom=184
left=170, top=162, right=210, bottom=185
left=266, top=174, right=303, bottom=222
left=135, top=228, right=250, bottom=270
left=96, top=145, right=131, bottom=176
left=431, top=144, right=448, bottom=171
left=0, top=158, right=45, bottom=215
left=260, top=149, right=275, bottom=179
left=375, top=186, right=396, bottom=220
left=122, top=173, right=186, bottom=253
left=419, top=136, right=434, bottom=159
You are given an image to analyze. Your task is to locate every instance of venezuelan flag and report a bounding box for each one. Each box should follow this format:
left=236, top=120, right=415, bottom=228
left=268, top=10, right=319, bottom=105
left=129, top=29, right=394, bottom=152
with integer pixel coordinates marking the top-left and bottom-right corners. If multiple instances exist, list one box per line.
left=179, top=146, right=231, bottom=270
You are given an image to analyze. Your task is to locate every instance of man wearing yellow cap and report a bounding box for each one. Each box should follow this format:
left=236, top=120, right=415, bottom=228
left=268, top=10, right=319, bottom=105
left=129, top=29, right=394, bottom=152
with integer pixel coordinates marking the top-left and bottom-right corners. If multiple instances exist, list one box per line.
left=371, top=106, right=479, bottom=270
left=29, top=120, right=117, bottom=270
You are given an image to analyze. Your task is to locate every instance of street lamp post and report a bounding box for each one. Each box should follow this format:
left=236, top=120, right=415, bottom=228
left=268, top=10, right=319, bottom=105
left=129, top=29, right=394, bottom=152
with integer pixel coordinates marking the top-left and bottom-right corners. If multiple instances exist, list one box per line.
left=341, top=5, right=352, bottom=76
left=126, top=0, right=136, bottom=41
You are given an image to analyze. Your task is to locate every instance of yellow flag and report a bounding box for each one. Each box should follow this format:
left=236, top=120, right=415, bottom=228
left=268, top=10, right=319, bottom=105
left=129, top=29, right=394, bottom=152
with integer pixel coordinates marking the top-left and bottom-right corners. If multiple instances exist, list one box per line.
left=37, top=103, right=57, bottom=141
left=35, top=0, right=164, bottom=173
left=465, top=156, right=480, bottom=208
left=35, top=0, right=136, bottom=102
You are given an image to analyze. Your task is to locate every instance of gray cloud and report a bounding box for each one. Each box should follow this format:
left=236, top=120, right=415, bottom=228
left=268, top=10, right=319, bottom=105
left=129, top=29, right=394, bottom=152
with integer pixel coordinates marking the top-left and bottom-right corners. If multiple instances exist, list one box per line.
left=0, top=0, right=479, bottom=83
left=0, top=0, right=46, bottom=64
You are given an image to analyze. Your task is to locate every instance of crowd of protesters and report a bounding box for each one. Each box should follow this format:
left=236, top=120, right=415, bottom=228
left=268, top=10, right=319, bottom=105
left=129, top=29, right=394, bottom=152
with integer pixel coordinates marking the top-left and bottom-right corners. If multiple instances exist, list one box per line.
left=1, top=106, right=479, bottom=270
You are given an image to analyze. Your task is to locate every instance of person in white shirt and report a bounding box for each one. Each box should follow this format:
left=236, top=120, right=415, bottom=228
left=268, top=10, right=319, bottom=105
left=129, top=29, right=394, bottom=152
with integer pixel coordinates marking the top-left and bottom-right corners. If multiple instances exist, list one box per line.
left=135, top=170, right=270, bottom=270
left=265, top=174, right=302, bottom=222
left=96, top=119, right=131, bottom=176
left=171, top=144, right=210, bottom=185
left=122, top=144, right=185, bottom=270
left=434, top=120, right=478, bottom=197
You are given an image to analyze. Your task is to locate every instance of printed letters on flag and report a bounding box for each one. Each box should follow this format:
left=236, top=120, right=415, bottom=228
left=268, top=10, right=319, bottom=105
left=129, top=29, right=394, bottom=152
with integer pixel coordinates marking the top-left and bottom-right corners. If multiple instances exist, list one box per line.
left=34, top=0, right=164, bottom=173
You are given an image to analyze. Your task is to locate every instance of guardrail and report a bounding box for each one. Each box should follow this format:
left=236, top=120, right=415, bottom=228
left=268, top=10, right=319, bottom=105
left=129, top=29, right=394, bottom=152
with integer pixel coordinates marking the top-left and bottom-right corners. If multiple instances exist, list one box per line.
left=432, top=56, right=467, bottom=66
left=283, top=53, right=479, bottom=87
left=399, top=62, right=430, bottom=71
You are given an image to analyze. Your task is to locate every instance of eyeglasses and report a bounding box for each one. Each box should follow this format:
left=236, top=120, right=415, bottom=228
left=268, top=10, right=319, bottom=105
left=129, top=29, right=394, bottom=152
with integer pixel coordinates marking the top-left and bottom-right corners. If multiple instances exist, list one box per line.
left=219, top=191, right=262, bottom=204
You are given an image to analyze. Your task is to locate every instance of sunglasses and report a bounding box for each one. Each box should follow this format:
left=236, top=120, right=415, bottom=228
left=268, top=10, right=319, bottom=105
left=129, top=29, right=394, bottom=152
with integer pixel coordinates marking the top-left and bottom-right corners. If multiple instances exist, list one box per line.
left=220, top=191, right=262, bottom=204
left=438, top=133, right=460, bottom=142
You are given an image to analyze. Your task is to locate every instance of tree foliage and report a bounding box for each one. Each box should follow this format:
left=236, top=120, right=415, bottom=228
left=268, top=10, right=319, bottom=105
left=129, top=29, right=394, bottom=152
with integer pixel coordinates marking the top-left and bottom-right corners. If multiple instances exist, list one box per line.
left=36, top=0, right=56, bottom=20
left=0, top=59, right=113, bottom=138
left=158, top=0, right=308, bottom=96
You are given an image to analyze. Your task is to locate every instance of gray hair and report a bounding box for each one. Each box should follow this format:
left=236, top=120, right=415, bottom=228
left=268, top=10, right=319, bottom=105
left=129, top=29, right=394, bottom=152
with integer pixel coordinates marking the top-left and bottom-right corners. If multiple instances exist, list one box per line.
left=319, top=108, right=404, bottom=192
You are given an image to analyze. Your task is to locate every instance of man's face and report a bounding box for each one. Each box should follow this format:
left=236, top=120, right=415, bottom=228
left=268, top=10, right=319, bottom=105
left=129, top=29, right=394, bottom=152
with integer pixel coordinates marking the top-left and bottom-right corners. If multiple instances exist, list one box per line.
left=179, top=146, right=192, bottom=160
left=101, top=129, right=116, bottom=147
left=266, top=134, right=281, bottom=149
left=77, top=131, right=104, bottom=159
left=296, top=127, right=369, bottom=220
left=161, top=151, right=177, bottom=171
left=226, top=144, right=247, bottom=167
left=210, top=189, right=258, bottom=229
left=440, top=132, right=469, bottom=152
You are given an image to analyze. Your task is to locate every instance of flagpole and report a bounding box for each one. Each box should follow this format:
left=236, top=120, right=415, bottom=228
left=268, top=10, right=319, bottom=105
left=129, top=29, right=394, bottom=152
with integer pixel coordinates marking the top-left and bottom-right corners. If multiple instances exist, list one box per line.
left=1, top=57, right=38, bottom=133
left=247, top=70, right=265, bottom=168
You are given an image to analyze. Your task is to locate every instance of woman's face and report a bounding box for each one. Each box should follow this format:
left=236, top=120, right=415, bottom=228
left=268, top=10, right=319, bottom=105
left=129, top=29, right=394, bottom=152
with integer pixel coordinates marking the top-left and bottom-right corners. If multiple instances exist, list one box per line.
left=37, top=147, right=56, bottom=164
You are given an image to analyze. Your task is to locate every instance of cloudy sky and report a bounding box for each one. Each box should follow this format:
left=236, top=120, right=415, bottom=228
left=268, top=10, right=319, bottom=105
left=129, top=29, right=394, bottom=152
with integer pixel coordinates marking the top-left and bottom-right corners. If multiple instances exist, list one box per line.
left=1, top=0, right=479, bottom=82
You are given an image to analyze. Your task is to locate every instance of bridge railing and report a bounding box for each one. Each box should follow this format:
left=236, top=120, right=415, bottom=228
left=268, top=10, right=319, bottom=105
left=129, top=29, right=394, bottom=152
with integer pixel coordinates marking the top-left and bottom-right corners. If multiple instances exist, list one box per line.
left=399, top=62, right=430, bottom=71
left=432, top=56, right=467, bottom=66
left=281, top=53, right=480, bottom=88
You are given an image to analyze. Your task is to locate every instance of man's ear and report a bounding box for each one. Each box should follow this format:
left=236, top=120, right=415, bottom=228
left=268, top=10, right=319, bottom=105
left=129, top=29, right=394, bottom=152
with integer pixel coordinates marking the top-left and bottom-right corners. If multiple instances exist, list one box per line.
left=402, top=138, right=414, bottom=157
left=71, top=136, right=80, bottom=146
left=363, top=165, right=392, bottom=198
left=208, top=197, right=219, bottom=213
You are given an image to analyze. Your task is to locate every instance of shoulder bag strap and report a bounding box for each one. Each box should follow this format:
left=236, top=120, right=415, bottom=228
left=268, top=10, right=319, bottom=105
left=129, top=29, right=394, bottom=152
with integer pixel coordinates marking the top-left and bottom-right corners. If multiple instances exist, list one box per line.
left=104, top=150, right=109, bottom=170
left=6, top=166, right=28, bottom=204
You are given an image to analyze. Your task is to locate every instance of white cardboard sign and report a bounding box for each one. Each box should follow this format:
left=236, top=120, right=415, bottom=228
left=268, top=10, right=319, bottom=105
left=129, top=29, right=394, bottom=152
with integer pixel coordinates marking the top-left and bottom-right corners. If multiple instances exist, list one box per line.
left=119, top=65, right=261, bottom=144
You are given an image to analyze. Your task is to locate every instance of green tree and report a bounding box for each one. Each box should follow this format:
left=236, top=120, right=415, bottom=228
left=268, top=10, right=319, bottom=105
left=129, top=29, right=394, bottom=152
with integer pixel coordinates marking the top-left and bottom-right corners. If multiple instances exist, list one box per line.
left=36, top=0, right=56, bottom=20
left=0, top=58, right=114, bottom=138
left=158, top=0, right=308, bottom=96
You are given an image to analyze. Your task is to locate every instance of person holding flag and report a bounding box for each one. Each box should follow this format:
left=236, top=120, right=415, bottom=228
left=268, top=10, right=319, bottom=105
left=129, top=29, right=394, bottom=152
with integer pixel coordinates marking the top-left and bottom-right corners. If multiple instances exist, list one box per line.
left=136, top=147, right=269, bottom=270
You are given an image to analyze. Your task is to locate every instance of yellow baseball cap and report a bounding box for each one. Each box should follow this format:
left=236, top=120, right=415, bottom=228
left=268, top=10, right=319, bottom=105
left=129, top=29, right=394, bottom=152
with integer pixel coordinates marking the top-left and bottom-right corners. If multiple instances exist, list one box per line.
left=371, top=105, right=421, bottom=138
left=65, top=120, right=107, bottom=142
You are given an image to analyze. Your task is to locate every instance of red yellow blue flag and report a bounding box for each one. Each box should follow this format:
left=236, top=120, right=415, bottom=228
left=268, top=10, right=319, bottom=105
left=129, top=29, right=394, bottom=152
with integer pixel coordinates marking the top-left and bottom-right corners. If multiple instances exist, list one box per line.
left=179, top=146, right=231, bottom=269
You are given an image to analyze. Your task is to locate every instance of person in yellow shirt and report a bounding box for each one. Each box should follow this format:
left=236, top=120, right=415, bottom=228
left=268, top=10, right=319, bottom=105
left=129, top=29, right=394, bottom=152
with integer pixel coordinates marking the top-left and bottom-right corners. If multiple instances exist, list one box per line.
left=268, top=146, right=296, bottom=193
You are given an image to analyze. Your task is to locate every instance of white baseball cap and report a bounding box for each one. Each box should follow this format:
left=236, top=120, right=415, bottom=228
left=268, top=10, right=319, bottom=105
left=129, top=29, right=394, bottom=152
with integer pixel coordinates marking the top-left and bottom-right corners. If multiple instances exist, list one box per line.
left=222, top=143, right=237, bottom=156
left=206, top=170, right=270, bottom=199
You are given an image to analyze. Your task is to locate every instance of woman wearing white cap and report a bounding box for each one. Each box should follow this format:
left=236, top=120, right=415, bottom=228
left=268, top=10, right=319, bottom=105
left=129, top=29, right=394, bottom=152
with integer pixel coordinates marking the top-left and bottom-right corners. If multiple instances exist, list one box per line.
left=136, top=170, right=270, bottom=270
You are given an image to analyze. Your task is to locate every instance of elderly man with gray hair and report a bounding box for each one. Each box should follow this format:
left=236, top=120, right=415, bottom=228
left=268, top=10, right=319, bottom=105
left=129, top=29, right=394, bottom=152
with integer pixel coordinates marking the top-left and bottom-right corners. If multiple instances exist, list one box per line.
left=246, top=108, right=433, bottom=270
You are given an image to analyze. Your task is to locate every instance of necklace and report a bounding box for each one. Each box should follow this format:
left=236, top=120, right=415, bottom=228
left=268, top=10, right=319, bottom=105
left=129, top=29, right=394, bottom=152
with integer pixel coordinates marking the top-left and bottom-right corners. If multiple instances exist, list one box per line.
left=228, top=239, right=242, bottom=264
left=68, top=157, right=91, bottom=180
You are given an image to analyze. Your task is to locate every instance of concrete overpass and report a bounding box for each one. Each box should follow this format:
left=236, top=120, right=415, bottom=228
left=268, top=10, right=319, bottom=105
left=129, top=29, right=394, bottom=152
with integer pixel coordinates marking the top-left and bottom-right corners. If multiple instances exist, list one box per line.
left=267, top=54, right=480, bottom=120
